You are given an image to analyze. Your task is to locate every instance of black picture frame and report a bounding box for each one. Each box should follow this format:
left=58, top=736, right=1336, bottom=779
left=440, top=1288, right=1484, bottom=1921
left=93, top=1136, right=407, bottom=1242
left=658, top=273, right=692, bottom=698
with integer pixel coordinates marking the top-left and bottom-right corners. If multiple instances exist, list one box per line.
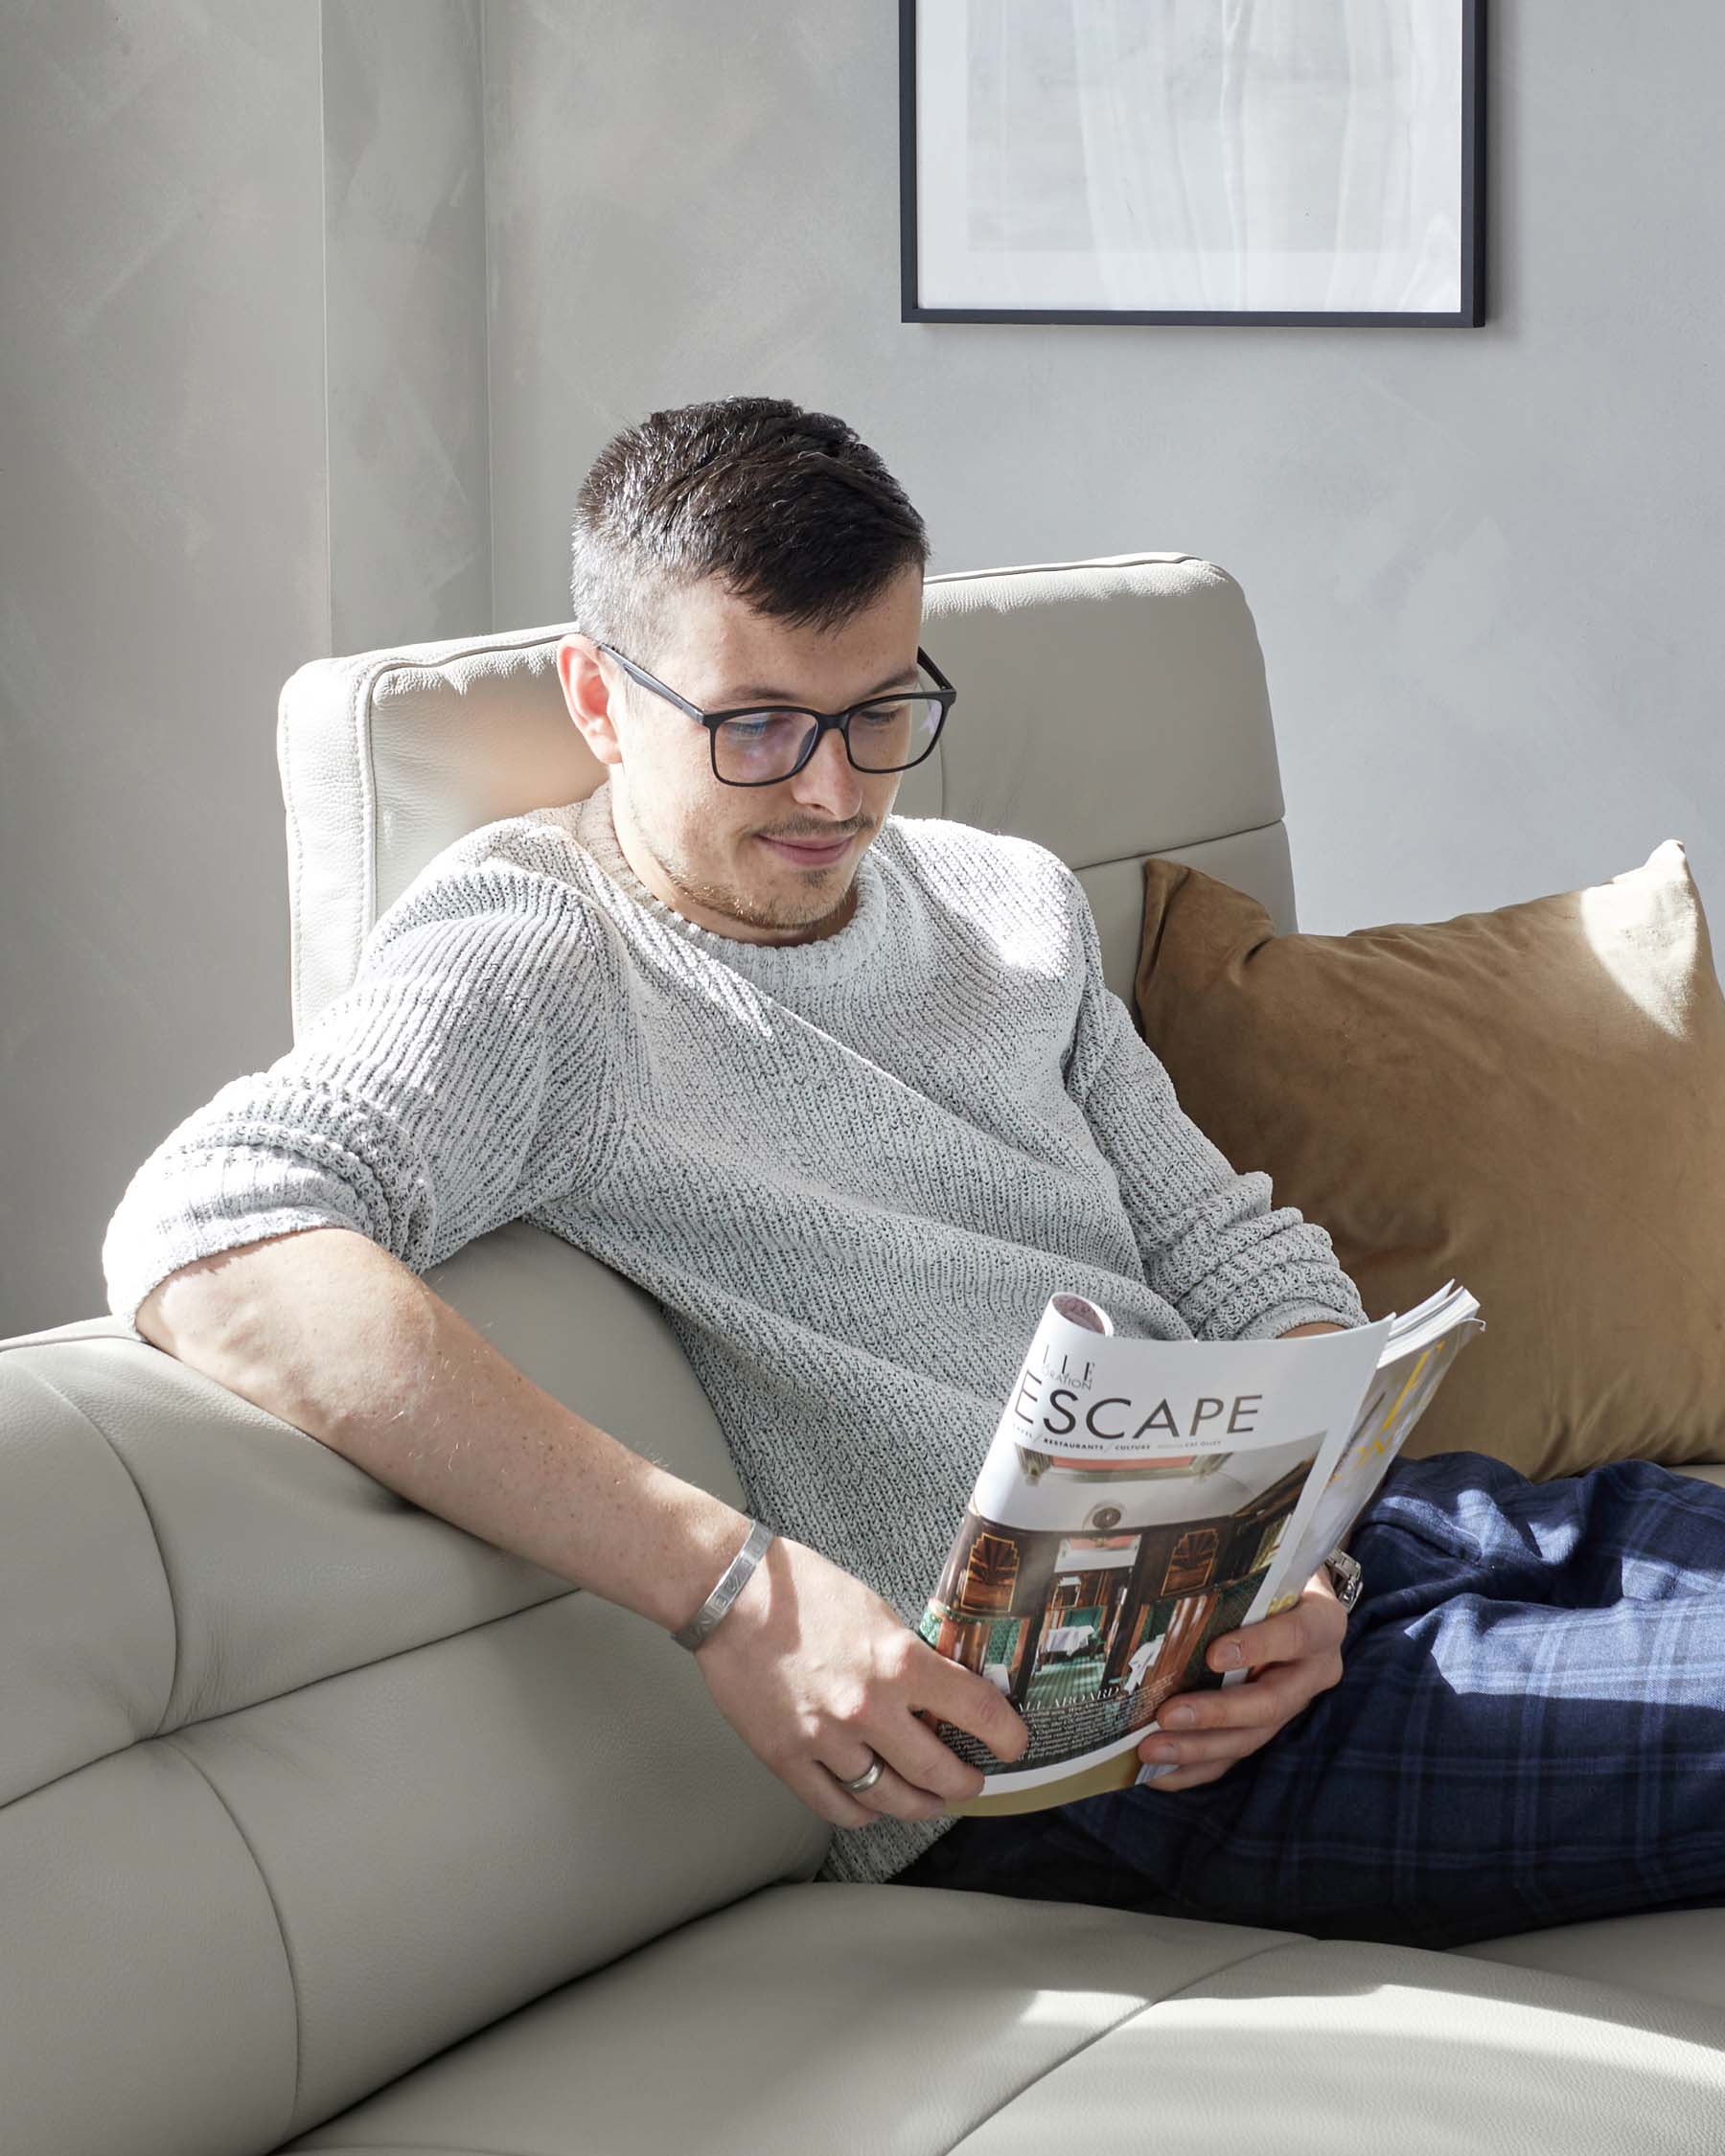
left=899, top=0, right=1486, bottom=329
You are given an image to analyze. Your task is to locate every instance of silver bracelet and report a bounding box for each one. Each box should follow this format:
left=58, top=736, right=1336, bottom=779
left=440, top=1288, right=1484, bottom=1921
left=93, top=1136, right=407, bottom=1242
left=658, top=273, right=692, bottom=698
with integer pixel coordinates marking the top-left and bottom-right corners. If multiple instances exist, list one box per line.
left=672, top=1518, right=776, bottom=1652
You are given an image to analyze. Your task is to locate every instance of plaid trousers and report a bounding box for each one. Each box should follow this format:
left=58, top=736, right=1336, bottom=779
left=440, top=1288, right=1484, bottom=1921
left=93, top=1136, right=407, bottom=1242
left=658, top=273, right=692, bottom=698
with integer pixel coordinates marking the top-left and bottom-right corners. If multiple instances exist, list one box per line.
left=892, top=1449, right=1725, bottom=1952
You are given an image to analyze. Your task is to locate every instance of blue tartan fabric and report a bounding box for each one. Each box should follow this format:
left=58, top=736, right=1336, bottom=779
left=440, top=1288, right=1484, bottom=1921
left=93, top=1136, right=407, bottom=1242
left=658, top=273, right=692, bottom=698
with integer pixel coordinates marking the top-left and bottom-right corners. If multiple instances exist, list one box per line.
left=891, top=1449, right=1725, bottom=1952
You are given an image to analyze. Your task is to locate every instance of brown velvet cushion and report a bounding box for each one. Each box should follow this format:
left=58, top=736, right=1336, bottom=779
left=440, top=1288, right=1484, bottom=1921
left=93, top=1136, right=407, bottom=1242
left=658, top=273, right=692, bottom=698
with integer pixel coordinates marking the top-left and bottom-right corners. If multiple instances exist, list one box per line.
left=1132, top=838, right=1725, bottom=1481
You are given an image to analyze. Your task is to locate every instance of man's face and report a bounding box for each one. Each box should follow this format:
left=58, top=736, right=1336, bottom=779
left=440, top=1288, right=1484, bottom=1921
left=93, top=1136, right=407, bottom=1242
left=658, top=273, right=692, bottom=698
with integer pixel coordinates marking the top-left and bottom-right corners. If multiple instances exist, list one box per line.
left=556, top=564, right=926, bottom=947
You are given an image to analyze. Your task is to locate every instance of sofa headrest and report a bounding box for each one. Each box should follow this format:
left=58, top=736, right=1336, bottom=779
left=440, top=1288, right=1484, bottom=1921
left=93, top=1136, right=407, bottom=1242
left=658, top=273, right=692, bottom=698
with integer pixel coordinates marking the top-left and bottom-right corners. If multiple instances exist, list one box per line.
left=277, top=550, right=1286, bottom=1036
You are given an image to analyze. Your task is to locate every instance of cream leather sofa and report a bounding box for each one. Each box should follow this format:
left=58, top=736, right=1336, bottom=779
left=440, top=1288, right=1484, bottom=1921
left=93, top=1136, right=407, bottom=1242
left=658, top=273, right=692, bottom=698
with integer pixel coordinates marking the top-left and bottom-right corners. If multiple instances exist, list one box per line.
left=7, top=554, right=1725, bottom=2156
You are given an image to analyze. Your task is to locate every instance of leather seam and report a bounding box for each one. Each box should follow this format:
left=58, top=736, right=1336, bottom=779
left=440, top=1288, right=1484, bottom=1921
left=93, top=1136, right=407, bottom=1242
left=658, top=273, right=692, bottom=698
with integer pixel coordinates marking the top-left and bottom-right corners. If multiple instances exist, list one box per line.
left=156, top=1731, right=306, bottom=2131
left=281, top=683, right=309, bottom=1032
left=0, top=1324, right=143, bottom=1357
left=1071, top=815, right=1286, bottom=881
left=0, top=1581, right=582, bottom=1830
left=9, top=1359, right=183, bottom=1719
left=338, top=626, right=576, bottom=1001
left=925, top=553, right=1205, bottom=585
left=938, top=1938, right=1298, bottom=2154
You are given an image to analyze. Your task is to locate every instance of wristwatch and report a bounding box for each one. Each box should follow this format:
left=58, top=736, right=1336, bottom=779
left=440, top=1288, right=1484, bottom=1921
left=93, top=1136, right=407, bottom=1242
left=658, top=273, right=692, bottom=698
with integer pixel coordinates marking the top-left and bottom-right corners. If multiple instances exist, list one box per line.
left=1322, top=1546, right=1364, bottom=1612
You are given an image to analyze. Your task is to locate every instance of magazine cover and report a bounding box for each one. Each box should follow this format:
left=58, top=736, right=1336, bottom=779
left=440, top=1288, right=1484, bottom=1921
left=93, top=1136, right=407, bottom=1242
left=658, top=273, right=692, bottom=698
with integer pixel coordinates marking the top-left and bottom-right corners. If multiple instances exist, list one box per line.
left=918, top=1287, right=1481, bottom=1818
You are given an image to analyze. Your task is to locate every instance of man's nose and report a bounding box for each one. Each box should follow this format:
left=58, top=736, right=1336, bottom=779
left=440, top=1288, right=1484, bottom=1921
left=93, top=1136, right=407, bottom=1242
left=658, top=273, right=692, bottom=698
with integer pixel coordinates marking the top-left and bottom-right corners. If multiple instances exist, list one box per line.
left=789, top=722, right=864, bottom=811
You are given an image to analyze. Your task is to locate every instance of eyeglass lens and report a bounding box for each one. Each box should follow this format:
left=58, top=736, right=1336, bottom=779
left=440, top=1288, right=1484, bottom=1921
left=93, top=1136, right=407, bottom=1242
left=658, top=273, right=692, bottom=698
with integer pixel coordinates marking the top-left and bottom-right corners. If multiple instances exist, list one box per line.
left=712, top=693, right=944, bottom=784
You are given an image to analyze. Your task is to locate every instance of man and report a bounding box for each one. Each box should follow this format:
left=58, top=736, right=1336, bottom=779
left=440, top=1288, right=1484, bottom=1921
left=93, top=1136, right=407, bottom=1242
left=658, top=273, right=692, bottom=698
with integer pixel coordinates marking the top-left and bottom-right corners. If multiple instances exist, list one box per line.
left=105, top=397, right=1725, bottom=1947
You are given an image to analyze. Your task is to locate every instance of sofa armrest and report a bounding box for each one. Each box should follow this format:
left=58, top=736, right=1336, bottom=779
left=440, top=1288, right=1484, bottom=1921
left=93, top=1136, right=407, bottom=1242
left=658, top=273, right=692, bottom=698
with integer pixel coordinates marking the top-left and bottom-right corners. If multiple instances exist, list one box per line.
left=0, top=1223, right=829, bottom=2156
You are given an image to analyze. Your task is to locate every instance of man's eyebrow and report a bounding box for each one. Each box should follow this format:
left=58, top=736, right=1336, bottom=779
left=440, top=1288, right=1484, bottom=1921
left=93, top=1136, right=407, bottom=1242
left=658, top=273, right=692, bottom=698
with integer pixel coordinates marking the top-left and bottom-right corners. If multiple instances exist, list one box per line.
left=715, top=662, right=922, bottom=705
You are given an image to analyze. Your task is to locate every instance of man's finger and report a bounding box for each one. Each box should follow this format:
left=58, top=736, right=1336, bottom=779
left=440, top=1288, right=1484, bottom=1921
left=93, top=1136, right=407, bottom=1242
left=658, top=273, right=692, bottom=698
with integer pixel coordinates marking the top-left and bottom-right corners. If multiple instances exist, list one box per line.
left=1144, top=1720, right=1276, bottom=1767
left=1208, top=1592, right=1344, bottom=1674
left=1159, top=1660, right=1322, bottom=1738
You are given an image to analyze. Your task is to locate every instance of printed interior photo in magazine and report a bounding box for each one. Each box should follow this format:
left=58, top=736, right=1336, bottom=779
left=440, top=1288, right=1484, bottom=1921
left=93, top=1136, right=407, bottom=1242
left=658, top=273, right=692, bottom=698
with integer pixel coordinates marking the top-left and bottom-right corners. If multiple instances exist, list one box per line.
left=917, top=1293, right=1394, bottom=1812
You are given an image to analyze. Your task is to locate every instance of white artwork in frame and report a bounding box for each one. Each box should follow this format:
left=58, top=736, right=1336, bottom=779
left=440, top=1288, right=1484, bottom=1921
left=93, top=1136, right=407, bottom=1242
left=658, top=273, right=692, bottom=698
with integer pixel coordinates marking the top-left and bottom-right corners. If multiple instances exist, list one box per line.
left=900, top=0, right=1485, bottom=326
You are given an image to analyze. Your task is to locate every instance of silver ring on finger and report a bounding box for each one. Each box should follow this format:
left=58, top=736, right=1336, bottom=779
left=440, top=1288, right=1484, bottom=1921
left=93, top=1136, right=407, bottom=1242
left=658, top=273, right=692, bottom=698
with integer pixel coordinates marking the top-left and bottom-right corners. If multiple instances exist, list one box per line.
left=835, top=1751, right=886, bottom=1794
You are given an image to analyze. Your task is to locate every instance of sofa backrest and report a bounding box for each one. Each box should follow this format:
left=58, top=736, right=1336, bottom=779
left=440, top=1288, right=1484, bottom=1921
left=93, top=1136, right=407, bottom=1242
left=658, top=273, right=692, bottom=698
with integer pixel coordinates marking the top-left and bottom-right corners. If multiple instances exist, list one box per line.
left=278, top=550, right=1297, bottom=1038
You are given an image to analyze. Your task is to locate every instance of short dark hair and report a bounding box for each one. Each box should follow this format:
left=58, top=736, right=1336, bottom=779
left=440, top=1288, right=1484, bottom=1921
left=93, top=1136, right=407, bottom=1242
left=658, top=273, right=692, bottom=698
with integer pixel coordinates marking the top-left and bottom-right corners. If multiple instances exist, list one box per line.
left=568, top=396, right=931, bottom=674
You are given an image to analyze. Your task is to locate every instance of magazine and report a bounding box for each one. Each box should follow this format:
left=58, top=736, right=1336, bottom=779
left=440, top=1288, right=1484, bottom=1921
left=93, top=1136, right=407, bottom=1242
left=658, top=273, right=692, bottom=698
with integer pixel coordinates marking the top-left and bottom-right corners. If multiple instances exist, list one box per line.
left=916, top=1282, right=1485, bottom=1817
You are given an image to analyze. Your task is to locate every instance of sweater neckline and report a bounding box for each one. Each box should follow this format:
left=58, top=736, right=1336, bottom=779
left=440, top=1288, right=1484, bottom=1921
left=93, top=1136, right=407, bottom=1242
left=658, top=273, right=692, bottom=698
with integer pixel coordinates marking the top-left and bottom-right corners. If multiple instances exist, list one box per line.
left=567, top=779, right=890, bottom=989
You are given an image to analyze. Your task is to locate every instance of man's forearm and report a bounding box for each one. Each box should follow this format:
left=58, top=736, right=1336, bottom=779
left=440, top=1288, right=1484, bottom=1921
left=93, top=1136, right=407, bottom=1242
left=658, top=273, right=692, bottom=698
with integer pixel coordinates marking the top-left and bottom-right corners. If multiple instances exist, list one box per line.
left=1276, top=1320, right=1349, bottom=1339
left=133, top=1225, right=753, bottom=1638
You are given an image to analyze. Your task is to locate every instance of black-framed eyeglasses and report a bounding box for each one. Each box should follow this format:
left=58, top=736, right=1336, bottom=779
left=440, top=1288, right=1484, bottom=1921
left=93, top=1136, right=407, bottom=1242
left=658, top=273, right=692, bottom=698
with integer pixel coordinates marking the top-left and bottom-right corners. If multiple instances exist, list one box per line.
left=590, top=638, right=957, bottom=787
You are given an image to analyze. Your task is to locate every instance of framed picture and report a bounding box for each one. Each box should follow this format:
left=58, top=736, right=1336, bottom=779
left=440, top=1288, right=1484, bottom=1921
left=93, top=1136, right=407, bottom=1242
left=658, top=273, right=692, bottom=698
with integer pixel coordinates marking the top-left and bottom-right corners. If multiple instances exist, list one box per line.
left=900, top=0, right=1486, bottom=328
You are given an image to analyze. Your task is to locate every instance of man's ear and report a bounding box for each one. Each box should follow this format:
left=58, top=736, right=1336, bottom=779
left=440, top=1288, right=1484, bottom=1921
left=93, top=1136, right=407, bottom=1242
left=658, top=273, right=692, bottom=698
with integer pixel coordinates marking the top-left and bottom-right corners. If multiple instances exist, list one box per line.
left=559, top=635, right=625, bottom=768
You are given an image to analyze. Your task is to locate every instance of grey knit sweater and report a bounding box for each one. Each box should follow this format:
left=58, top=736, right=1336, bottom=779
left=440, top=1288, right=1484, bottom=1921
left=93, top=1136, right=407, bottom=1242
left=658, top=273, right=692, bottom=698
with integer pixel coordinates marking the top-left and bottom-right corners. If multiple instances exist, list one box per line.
left=102, top=776, right=1369, bottom=1889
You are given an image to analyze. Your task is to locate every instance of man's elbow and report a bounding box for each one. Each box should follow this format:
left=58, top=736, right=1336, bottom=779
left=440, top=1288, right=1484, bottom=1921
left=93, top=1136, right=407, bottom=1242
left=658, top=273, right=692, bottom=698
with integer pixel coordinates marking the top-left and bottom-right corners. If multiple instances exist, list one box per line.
left=134, top=1243, right=277, bottom=1360
left=133, top=1227, right=364, bottom=1360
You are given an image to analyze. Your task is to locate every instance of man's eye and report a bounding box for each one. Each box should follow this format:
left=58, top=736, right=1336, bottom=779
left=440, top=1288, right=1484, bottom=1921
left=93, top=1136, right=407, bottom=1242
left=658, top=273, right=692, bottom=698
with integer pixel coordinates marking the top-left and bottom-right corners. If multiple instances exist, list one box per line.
left=728, top=711, right=798, bottom=736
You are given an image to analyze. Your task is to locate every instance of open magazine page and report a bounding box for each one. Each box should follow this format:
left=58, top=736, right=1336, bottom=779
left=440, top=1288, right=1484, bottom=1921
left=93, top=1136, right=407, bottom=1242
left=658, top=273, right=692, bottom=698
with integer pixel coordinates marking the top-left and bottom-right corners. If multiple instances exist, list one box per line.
left=1125, top=1279, right=1486, bottom=1791
left=1254, top=1282, right=1486, bottom=1629
left=918, top=1292, right=1394, bottom=1818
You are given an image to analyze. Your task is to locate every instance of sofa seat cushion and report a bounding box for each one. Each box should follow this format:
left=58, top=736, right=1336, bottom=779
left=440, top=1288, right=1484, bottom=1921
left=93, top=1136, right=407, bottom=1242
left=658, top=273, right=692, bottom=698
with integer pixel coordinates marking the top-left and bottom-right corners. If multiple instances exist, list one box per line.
left=277, top=1879, right=1725, bottom=2155
left=1461, top=1904, right=1725, bottom=2014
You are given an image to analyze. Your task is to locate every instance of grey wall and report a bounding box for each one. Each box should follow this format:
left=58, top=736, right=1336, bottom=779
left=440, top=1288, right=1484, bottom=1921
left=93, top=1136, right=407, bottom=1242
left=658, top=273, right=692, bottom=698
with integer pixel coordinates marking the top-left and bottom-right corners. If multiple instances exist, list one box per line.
left=1, top=1, right=486, bottom=1336
left=484, top=0, right=1724, bottom=933
left=4, top=0, right=1722, bottom=1336
left=3, top=4, right=327, bottom=1337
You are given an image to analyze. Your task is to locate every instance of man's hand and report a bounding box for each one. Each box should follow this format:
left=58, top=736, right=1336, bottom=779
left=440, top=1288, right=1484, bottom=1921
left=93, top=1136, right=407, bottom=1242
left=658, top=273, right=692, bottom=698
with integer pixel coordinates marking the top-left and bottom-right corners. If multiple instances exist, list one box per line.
left=1136, top=1313, right=1352, bottom=1789
left=691, top=1533, right=1031, bottom=1828
left=1136, top=1565, right=1346, bottom=1791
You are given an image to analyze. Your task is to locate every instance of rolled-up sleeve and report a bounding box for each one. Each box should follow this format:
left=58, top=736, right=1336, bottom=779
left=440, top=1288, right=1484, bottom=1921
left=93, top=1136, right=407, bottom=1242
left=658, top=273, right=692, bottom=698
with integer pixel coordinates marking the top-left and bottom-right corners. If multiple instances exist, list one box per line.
left=103, top=867, right=612, bottom=1334
left=1059, top=867, right=1368, bottom=1342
